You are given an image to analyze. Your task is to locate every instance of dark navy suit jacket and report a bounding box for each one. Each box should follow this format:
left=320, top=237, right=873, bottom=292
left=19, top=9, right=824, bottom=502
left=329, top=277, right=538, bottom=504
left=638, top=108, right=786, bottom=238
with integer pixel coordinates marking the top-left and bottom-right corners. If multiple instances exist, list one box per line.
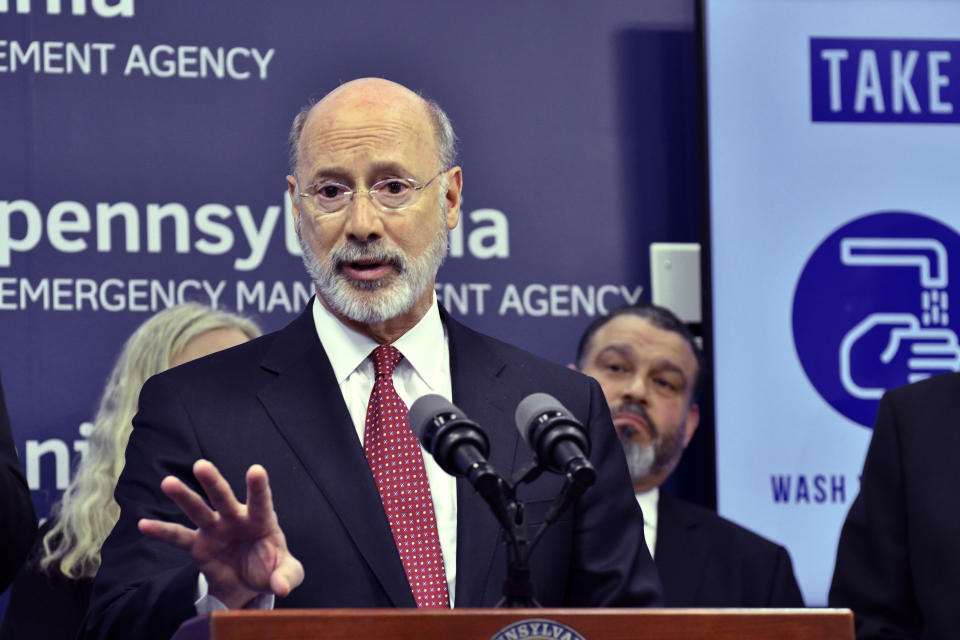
left=81, top=304, right=661, bottom=639
left=830, top=372, right=960, bottom=639
left=655, top=493, right=804, bottom=607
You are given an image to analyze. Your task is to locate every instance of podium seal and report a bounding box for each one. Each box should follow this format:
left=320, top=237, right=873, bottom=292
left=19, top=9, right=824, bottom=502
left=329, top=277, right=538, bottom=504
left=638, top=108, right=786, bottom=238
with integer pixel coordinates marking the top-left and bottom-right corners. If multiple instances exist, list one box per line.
left=490, top=618, right=587, bottom=640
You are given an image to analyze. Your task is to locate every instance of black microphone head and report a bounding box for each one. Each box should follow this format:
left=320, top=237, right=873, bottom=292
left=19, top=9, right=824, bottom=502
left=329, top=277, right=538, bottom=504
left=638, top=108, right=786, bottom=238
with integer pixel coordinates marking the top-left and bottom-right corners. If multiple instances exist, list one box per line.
left=514, top=392, right=572, bottom=445
left=408, top=394, right=490, bottom=478
left=408, top=393, right=458, bottom=452
left=515, top=392, right=590, bottom=473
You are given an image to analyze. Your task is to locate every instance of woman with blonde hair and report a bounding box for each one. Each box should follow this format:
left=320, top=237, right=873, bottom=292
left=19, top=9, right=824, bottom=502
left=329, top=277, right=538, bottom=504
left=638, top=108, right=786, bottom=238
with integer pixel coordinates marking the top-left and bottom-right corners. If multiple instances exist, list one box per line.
left=0, top=303, right=260, bottom=639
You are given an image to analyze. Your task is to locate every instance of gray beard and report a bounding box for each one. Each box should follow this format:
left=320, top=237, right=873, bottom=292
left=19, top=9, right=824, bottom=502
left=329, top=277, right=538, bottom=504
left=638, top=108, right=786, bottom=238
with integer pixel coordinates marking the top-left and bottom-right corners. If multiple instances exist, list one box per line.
left=298, top=222, right=448, bottom=325
left=613, top=402, right=686, bottom=487
left=621, top=437, right=656, bottom=483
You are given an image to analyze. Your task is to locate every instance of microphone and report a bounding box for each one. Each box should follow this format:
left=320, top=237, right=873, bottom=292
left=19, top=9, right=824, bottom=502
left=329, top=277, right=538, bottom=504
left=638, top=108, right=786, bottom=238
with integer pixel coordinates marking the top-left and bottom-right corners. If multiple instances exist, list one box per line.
left=408, top=394, right=502, bottom=500
left=514, top=393, right=597, bottom=488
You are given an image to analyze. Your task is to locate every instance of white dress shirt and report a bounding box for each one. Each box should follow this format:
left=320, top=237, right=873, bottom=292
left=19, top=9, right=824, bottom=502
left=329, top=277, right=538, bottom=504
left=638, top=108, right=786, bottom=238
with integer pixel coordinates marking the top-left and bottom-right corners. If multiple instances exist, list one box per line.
left=197, top=294, right=459, bottom=612
left=636, top=487, right=659, bottom=559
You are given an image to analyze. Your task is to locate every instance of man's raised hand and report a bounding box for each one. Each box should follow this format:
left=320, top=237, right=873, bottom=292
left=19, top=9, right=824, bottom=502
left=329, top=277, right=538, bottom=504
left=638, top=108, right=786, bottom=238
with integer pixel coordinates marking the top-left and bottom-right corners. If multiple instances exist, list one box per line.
left=138, top=459, right=305, bottom=609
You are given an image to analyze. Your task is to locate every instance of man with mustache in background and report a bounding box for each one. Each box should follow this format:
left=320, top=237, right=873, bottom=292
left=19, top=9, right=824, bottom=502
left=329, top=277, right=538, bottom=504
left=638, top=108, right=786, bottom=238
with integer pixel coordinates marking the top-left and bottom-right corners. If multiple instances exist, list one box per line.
left=573, top=303, right=804, bottom=607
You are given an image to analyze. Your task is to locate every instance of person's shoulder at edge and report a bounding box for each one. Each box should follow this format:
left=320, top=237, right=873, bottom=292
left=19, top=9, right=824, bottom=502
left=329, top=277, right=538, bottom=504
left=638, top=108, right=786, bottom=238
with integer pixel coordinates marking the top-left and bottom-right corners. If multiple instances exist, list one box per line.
left=883, top=370, right=960, bottom=405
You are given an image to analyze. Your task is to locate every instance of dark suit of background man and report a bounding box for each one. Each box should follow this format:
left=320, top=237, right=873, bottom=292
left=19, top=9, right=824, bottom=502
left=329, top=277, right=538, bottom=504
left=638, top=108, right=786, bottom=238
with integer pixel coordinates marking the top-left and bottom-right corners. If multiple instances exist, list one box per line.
left=573, top=304, right=804, bottom=607
left=0, top=375, right=37, bottom=592
left=830, top=372, right=960, bottom=639
left=81, top=78, right=661, bottom=639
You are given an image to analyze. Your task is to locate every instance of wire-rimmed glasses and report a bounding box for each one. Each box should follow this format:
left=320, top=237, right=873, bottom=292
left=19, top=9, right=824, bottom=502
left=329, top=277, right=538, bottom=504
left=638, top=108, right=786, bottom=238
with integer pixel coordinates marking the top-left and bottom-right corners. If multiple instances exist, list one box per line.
left=297, top=171, right=444, bottom=214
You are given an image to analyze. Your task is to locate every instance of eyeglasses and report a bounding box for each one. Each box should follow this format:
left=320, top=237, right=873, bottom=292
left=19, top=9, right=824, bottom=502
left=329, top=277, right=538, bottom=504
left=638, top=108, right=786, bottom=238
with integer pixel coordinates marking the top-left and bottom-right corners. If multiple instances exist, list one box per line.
left=297, top=171, right=444, bottom=214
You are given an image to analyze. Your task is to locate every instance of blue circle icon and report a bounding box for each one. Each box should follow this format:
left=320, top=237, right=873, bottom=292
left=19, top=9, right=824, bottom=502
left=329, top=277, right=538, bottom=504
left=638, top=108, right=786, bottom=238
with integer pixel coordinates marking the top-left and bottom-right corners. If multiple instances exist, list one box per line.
left=793, top=211, right=960, bottom=428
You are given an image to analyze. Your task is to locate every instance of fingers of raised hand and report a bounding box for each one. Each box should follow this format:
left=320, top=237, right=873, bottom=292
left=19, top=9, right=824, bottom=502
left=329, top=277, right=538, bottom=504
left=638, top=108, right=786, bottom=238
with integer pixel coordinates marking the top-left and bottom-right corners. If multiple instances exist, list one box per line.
left=160, top=474, right=219, bottom=529
left=245, top=464, right=277, bottom=527
left=193, top=459, right=244, bottom=519
left=138, top=518, right=197, bottom=550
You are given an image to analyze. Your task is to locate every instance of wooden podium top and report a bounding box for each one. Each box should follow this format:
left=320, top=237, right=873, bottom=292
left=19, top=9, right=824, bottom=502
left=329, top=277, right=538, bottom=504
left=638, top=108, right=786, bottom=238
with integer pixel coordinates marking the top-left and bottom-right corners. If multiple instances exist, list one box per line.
left=173, top=607, right=854, bottom=640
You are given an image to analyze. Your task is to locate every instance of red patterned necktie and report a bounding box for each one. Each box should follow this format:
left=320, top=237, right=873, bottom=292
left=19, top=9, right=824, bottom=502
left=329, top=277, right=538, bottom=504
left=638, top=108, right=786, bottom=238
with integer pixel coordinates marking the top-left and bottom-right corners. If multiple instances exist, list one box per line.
left=363, top=344, right=450, bottom=608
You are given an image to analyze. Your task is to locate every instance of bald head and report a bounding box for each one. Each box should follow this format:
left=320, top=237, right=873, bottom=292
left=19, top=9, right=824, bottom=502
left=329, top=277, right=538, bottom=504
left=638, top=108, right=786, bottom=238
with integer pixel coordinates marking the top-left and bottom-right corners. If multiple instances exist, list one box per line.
left=287, top=78, right=456, bottom=179
left=323, top=77, right=424, bottom=112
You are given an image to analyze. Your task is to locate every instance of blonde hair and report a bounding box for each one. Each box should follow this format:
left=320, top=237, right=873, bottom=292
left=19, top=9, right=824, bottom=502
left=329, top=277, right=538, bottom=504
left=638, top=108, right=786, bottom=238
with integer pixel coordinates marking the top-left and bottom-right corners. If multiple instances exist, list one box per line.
left=39, top=303, right=261, bottom=579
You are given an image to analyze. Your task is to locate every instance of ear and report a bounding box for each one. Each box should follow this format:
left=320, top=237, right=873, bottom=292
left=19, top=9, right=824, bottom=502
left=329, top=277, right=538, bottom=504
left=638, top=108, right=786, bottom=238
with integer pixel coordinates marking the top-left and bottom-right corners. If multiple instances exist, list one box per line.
left=286, top=175, right=301, bottom=231
left=682, top=403, right=700, bottom=448
left=567, top=363, right=580, bottom=372
left=444, top=166, right=463, bottom=230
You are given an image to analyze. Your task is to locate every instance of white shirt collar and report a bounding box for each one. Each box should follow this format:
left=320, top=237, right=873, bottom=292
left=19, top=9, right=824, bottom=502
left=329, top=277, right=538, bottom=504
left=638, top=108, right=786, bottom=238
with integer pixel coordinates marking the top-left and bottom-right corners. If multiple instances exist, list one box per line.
left=310, top=294, right=447, bottom=390
left=636, top=486, right=659, bottom=527
left=636, top=486, right=659, bottom=559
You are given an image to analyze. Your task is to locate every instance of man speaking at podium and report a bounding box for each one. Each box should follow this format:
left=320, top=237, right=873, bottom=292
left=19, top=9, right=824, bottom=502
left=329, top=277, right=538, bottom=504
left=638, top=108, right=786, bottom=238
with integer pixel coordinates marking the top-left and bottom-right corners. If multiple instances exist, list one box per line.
left=81, top=78, right=661, bottom=639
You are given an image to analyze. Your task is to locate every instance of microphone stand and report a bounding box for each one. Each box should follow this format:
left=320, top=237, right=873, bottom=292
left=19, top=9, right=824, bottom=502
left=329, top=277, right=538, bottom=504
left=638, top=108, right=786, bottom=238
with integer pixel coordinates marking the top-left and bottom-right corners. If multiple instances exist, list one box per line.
left=493, top=467, right=535, bottom=608
left=486, top=461, right=596, bottom=608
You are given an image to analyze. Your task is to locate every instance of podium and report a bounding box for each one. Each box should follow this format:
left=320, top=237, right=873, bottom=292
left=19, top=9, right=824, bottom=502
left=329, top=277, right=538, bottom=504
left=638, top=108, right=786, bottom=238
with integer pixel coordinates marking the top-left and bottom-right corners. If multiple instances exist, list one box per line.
left=172, top=608, right=854, bottom=640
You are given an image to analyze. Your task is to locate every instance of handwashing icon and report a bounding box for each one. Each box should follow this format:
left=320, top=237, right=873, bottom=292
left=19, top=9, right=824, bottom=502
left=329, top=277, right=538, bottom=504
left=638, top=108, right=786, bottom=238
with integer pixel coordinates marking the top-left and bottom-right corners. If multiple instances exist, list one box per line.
left=838, top=238, right=958, bottom=400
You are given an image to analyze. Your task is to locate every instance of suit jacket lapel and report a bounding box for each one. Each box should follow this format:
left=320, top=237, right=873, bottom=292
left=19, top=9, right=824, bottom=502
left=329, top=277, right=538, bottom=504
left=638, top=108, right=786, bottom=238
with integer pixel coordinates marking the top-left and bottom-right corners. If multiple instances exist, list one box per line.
left=443, top=309, right=519, bottom=606
left=256, top=304, right=416, bottom=607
